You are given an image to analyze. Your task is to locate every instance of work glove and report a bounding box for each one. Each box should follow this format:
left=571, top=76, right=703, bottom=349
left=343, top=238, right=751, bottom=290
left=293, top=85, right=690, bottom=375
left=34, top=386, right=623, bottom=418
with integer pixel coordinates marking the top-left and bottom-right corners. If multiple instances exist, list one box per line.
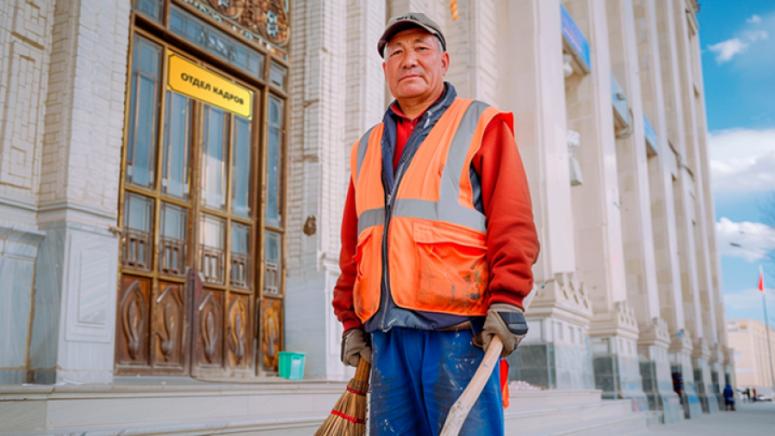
left=341, top=328, right=372, bottom=367
left=476, top=303, right=528, bottom=357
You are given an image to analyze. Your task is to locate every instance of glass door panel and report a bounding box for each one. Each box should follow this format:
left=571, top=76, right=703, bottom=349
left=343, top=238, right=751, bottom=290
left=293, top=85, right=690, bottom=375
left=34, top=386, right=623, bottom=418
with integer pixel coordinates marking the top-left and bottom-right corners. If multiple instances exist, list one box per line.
left=123, top=193, right=154, bottom=270
left=231, top=117, right=252, bottom=217
left=264, top=231, right=281, bottom=296
left=160, top=203, right=187, bottom=276
left=202, top=107, right=229, bottom=210
left=200, top=214, right=226, bottom=285
left=162, top=92, right=192, bottom=198
left=266, top=96, right=283, bottom=227
left=127, top=36, right=162, bottom=188
left=230, top=222, right=250, bottom=289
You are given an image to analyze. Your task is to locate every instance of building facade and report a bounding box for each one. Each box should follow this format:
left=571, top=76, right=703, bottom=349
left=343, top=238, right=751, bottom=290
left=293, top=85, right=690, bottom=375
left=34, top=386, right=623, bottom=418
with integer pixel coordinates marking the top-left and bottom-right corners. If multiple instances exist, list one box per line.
left=0, top=0, right=731, bottom=430
left=727, top=320, right=775, bottom=392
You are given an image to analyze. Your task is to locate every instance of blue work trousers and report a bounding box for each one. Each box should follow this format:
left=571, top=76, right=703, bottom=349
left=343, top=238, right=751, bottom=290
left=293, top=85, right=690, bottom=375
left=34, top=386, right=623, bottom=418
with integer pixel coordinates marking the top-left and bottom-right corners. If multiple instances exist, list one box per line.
left=369, top=327, right=504, bottom=435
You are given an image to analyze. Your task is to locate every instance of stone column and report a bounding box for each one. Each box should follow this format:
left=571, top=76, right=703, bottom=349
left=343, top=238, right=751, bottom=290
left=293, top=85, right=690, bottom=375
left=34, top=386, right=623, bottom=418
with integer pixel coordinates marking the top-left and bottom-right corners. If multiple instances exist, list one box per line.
left=27, top=0, right=129, bottom=384
left=285, top=0, right=385, bottom=380
left=561, top=0, right=646, bottom=408
left=670, top=0, right=719, bottom=414
left=634, top=0, right=689, bottom=422
left=680, top=2, right=724, bottom=412
left=495, top=0, right=594, bottom=390
left=606, top=0, right=682, bottom=421
left=654, top=0, right=703, bottom=418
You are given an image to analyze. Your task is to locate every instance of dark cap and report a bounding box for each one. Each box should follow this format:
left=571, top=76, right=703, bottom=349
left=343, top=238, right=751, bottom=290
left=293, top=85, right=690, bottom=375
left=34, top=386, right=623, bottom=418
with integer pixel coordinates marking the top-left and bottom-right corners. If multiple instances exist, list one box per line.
left=377, top=12, right=446, bottom=58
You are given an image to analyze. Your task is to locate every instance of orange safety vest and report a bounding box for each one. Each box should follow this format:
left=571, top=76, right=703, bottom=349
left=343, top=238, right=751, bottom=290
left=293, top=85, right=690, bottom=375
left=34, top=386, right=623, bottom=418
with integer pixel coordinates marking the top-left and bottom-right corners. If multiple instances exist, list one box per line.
left=349, top=98, right=512, bottom=323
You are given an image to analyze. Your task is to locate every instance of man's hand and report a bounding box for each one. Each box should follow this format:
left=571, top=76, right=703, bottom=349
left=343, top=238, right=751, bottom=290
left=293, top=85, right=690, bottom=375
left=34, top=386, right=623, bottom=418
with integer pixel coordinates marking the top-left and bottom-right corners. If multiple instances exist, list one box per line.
left=478, top=303, right=528, bottom=357
left=341, top=328, right=372, bottom=367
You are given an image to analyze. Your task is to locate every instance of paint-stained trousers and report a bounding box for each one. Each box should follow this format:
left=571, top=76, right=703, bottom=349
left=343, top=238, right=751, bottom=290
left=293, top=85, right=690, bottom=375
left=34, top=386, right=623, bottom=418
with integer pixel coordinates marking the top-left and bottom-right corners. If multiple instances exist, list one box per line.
left=369, top=327, right=504, bottom=435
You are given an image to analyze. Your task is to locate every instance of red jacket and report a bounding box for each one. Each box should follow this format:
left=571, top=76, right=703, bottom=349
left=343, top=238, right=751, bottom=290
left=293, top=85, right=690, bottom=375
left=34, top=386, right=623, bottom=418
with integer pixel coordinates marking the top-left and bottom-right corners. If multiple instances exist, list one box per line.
left=333, top=101, right=539, bottom=331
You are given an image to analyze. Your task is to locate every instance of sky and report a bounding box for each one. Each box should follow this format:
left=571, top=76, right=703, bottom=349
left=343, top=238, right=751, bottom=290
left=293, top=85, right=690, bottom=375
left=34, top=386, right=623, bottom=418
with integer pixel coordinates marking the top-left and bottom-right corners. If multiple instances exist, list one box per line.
left=698, top=1, right=775, bottom=326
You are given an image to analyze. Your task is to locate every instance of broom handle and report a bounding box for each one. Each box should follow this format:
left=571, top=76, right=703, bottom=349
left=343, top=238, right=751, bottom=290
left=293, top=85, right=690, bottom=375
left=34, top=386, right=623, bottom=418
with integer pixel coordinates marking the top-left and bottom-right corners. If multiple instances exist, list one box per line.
left=440, top=336, right=503, bottom=436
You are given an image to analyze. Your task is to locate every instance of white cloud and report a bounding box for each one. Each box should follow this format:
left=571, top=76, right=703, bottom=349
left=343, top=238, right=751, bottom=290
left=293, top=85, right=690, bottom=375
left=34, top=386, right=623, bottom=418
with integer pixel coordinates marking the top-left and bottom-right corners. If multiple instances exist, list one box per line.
left=708, top=128, right=775, bottom=192
left=747, top=15, right=762, bottom=24
left=716, top=217, right=775, bottom=262
left=744, top=29, right=769, bottom=42
left=709, top=38, right=748, bottom=63
left=707, top=14, right=774, bottom=65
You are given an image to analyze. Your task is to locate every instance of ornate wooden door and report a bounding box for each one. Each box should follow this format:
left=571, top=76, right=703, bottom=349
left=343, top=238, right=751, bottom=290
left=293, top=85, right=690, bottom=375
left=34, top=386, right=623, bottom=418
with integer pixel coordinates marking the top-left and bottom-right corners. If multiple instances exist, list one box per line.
left=115, top=16, right=287, bottom=377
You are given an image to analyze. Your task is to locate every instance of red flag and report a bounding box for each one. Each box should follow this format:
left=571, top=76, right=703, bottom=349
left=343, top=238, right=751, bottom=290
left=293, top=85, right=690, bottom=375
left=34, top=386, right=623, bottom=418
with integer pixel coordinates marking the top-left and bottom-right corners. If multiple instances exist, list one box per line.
left=759, top=267, right=765, bottom=293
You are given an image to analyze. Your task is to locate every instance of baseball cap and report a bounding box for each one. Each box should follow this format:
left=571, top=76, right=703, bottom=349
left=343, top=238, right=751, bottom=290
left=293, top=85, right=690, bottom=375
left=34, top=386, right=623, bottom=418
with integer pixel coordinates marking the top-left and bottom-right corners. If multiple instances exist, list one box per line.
left=377, top=12, right=446, bottom=58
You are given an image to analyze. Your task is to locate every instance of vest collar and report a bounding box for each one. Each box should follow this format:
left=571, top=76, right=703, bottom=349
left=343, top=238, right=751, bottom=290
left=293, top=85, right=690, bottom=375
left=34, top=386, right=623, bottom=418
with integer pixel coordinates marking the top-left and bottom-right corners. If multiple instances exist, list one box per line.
left=386, top=82, right=458, bottom=123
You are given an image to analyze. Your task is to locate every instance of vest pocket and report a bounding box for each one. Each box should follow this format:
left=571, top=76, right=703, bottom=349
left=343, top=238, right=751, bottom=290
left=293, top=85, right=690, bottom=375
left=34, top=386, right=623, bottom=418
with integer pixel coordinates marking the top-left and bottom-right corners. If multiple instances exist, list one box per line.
left=353, top=226, right=381, bottom=321
left=411, top=222, right=488, bottom=314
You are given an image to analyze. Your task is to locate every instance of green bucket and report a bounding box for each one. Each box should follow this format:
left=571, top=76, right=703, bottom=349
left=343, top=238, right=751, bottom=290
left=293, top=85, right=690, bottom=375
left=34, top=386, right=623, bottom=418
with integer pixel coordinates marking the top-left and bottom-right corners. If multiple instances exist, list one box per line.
left=278, top=351, right=306, bottom=380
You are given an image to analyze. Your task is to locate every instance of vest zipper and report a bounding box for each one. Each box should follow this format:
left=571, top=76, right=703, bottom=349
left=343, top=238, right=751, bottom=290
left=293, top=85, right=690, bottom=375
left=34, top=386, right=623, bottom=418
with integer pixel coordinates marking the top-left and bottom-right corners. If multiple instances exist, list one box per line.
left=378, top=110, right=434, bottom=331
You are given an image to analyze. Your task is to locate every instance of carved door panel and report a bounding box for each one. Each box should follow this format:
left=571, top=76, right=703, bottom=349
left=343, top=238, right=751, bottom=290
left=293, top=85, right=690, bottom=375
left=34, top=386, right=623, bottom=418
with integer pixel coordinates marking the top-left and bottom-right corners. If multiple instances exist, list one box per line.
left=151, top=282, right=189, bottom=369
left=227, top=293, right=251, bottom=369
left=261, top=297, right=282, bottom=372
left=116, top=276, right=152, bottom=367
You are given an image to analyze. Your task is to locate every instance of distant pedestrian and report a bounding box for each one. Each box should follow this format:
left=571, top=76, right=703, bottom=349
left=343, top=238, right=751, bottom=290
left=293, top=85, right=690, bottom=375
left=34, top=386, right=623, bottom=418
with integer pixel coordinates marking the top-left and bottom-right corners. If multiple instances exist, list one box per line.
left=723, top=383, right=735, bottom=411
left=744, top=387, right=750, bottom=402
left=672, top=372, right=684, bottom=404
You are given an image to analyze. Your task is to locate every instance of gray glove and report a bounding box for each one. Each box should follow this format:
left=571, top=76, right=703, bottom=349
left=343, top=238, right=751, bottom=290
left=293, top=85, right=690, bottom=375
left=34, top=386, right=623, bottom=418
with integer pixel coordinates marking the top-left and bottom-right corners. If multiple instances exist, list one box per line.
left=341, top=328, right=372, bottom=367
left=478, top=303, right=528, bottom=357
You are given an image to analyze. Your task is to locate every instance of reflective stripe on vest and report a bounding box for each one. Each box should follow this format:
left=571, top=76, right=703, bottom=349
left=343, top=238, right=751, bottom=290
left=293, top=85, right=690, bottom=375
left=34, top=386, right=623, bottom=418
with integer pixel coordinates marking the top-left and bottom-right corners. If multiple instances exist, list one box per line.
left=349, top=98, right=511, bottom=322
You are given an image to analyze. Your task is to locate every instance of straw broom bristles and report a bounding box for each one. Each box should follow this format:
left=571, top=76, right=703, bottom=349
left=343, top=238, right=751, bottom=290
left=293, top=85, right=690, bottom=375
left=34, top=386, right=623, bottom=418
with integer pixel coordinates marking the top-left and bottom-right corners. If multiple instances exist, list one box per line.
left=315, top=358, right=371, bottom=436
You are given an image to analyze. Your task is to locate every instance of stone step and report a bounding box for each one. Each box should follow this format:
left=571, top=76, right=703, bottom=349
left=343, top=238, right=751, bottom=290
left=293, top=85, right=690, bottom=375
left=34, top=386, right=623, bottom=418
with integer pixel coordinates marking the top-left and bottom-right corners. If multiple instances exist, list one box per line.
left=0, top=381, right=344, bottom=434
left=556, top=413, right=650, bottom=436
left=505, top=399, right=645, bottom=435
left=507, top=388, right=605, bottom=409
left=0, top=382, right=647, bottom=434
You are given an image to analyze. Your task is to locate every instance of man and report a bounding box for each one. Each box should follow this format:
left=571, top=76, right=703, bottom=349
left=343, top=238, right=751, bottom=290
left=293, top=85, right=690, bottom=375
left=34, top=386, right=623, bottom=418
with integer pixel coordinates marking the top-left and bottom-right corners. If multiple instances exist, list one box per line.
left=332, top=12, right=539, bottom=435
left=723, top=383, right=735, bottom=411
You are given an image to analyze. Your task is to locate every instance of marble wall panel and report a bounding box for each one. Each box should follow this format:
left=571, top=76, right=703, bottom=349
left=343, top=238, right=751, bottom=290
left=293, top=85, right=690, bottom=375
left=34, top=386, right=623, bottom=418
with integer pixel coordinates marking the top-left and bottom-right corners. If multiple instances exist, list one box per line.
left=0, top=256, right=33, bottom=368
left=0, top=227, right=43, bottom=383
left=511, top=342, right=595, bottom=390
left=64, top=230, right=117, bottom=343
left=28, top=223, right=65, bottom=381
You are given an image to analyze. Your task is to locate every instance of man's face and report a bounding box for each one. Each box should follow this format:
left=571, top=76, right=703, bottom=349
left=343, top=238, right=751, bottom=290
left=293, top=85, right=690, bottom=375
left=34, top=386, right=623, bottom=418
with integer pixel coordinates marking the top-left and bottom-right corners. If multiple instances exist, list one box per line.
left=382, top=28, right=449, bottom=102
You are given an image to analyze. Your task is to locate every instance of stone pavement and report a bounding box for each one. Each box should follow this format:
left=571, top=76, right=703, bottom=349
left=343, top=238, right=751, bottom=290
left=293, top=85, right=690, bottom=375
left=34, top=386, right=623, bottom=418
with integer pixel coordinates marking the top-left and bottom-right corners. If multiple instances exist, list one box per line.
left=636, top=401, right=775, bottom=435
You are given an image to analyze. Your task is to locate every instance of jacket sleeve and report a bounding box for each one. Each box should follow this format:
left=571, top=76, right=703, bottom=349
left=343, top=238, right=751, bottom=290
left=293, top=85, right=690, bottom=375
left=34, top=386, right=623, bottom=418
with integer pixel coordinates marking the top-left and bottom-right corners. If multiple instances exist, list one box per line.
left=332, top=180, right=363, bottom=331
left=472, top=115, right=540, bottom=310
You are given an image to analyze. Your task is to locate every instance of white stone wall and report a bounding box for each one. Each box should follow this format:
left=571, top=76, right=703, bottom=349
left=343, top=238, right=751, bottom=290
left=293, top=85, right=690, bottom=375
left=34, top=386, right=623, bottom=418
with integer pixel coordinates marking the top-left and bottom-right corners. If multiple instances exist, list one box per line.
left=0, top=0, right=128, bottom=385
left=0, top=0, right=52, bottom=214
left=285, top=0, right=387, bottom=380
left=0, top=0, right=54, bottom=384
left=38, top=0, right=128, bottom=221
left=727, top=320, right=775, bottom=390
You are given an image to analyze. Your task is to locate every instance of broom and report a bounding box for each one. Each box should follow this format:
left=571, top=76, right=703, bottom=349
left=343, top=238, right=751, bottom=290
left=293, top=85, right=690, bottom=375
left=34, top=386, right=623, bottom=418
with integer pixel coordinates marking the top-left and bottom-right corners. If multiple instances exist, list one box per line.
left=441, top=336, right=503, bottom=435
left=315, top=358, right=371, bottom=435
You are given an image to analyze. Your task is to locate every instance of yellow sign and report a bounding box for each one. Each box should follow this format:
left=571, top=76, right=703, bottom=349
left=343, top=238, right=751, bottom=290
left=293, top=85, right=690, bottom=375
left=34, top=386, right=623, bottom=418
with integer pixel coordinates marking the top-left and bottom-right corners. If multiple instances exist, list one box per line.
left=168, top=53, right=253, bottom=119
